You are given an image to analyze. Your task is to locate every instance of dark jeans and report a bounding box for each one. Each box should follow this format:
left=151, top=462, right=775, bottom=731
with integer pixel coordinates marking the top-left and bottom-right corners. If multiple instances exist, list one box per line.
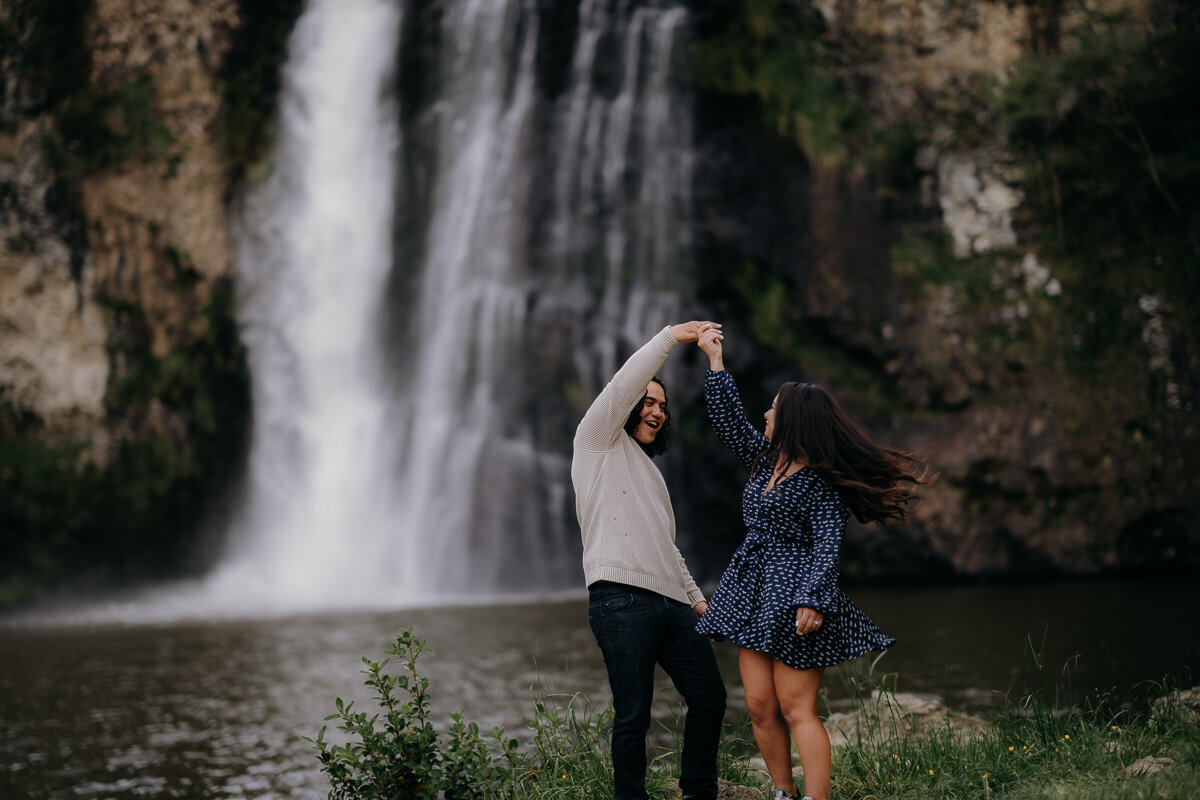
left=588, top=583, right=727, bottom=800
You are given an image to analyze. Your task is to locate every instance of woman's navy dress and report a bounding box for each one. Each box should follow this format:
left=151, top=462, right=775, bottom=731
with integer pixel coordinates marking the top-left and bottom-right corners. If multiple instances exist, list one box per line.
left=695, top=370, right=895, bottom=670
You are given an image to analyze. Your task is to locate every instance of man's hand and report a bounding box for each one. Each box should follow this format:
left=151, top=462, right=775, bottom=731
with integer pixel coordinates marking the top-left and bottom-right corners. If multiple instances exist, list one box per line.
left=693, top=600, right=709, bottom=616
left=671, top=320, right=721, bottom=343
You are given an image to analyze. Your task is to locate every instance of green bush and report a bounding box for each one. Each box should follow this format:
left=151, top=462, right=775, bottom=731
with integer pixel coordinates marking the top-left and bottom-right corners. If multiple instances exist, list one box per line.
left=310, top=628, right=764, bottom=800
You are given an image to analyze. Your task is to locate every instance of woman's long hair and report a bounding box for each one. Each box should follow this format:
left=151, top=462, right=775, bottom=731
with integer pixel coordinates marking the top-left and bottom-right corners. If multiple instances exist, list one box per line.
left=752, top=381, right=934, bottom=526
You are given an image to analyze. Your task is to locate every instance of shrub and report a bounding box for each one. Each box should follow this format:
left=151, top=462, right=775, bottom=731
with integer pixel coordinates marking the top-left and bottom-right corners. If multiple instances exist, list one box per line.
left=309, top=628, right=762, bottom=800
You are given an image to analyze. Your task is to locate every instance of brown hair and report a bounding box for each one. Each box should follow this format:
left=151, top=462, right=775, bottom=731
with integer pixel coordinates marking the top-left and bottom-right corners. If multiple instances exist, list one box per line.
left=752, top=381, right=934, bottom=526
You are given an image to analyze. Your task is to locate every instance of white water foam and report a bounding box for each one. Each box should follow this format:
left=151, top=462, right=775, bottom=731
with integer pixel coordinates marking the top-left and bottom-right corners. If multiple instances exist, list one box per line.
left=202, top=0, right=406, bottom=612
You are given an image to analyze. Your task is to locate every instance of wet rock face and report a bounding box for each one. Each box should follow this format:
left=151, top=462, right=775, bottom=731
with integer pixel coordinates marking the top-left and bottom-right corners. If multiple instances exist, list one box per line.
left=80, top=0, right=239, bottom=357
left=935, top=152, right=1020, bottom=258
left=0, top=0, right=238, bottom=446
left=0, top=131, right=108, bottom=429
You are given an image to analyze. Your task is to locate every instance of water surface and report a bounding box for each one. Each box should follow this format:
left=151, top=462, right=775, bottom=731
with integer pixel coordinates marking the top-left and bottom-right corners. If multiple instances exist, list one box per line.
left=1, top=577, right=1194, bottom=799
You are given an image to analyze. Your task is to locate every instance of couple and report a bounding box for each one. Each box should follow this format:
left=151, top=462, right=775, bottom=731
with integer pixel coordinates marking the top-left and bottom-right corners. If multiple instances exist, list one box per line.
left=571, top=321, right=930, bottom=800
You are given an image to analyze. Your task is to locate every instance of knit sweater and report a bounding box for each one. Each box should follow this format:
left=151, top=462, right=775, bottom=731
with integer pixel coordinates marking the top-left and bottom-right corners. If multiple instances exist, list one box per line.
left=571, top=326, right=705, bottom=607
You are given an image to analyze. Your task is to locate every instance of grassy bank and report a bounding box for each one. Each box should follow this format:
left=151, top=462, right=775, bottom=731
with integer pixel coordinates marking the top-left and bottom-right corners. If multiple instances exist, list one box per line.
left=828, top=681, right=1199, bottom=799
left=311, top=630, right=1198, bottom=800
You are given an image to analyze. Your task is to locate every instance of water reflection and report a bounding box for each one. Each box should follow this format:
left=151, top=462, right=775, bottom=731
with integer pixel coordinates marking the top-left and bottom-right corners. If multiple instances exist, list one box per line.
left=1, top=577, right=1194, bottom=799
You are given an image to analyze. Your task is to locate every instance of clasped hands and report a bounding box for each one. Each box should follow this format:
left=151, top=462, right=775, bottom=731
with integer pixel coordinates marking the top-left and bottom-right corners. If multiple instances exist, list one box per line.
left=671, top=320, right=725, bottom=370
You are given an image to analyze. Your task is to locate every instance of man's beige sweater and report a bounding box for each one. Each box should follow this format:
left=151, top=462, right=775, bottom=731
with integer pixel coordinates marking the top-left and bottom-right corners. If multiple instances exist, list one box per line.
left=571, top=326, right=705, bottom=607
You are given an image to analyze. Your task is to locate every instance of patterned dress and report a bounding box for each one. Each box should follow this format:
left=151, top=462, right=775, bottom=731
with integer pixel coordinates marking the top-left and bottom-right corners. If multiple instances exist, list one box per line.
left=695, top=369, right=895, bottom=670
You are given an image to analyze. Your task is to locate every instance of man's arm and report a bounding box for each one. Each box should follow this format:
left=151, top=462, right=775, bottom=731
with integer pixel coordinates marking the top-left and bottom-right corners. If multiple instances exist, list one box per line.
left=574, top=322, right=720, bottom=452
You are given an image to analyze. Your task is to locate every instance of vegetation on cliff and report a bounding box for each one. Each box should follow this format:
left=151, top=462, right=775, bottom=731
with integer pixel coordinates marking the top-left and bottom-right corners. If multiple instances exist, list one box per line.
left=0, top=280, right=249, bottom=604
left=682, top=0, right=1198, bottom=577
left=996, top=3, right=1199, bottom=380
left=217, top=0, right=306, bottom=180
left=4, top=0, right=176, bottom=176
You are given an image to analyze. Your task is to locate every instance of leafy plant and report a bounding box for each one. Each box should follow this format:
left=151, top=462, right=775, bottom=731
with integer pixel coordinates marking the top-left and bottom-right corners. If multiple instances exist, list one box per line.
left=309, top=629, right=445, bottom=800
left=310, top=629, right=768, bottom=799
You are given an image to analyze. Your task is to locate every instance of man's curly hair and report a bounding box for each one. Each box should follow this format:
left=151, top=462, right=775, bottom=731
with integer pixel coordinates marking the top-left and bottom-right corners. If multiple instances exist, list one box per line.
left=623, top=376, right=673, bottom=458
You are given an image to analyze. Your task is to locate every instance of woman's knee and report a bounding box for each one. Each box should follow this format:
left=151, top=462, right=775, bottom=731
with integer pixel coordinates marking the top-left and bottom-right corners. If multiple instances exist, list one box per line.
left=778, top=700, right=820, bottom=730
left=745, top=693, right=784, bottom=726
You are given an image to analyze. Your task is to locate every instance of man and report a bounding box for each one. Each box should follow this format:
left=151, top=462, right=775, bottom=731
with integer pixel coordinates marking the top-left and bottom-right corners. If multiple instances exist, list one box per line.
left=571, top=321, right=727, bottom=800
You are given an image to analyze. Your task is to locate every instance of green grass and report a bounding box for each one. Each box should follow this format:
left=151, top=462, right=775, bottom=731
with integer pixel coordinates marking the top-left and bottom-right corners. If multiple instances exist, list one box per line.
left=828, top=684, right=1199, bottom=799
left=314, top=631, right=1199, bottom=800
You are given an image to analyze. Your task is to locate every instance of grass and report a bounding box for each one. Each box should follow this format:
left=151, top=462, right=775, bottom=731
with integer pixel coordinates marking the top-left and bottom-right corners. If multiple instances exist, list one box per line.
left=821, top=643, right=1199, bottom=800
left=313, top=630, right=1199, bottom=800
left=828, top=682, right=1199, bottom=799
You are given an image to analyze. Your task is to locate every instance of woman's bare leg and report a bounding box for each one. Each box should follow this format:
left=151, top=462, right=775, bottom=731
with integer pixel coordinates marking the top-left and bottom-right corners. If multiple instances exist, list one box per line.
left=774, top=663, right=829, bottom=800
left=738, top=648, right=797, bottom=795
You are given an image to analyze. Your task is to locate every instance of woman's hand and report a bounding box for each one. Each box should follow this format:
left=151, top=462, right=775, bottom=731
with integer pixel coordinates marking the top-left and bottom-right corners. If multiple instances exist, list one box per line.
left=671, top=320, right=721, bottom=343
left=795, top=607, right=824, bottom=636
left=698, top=324, right=724, bottom=371
left=693, top=600, right=708, bottom=617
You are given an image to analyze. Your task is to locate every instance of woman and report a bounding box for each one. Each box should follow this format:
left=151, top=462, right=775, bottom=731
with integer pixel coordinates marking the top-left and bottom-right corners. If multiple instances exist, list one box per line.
left=693, top=325, right=931, bottom=800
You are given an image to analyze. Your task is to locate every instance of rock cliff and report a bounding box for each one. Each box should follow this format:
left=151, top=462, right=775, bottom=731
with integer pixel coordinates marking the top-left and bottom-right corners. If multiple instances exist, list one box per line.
left=0, top=0, right=252, bottom=599
left=2, top=0, right=238, bottom=447
left=681, top=0, right=1197, bottom=579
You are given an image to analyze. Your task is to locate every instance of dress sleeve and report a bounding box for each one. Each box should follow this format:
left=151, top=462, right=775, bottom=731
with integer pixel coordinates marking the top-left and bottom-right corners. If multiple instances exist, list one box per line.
left=704, top=369, right=769, bottom=471
left=793, top=479, right=845, bottom=614
left=575, top=327, right=678, bottom=452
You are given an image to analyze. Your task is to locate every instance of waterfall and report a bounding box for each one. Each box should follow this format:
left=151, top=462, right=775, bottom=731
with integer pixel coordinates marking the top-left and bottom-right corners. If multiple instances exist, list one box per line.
left=547, top=1, right=694, bottom=392
left=204, top=0, right=695, bottom=611
left=207, top=0, right=405, bottom=609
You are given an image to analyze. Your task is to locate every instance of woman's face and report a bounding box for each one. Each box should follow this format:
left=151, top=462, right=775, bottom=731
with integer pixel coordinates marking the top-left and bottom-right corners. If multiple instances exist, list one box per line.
left=633, top=381, right=668, bottom=445
left=764, top=393, right=779, bottom=440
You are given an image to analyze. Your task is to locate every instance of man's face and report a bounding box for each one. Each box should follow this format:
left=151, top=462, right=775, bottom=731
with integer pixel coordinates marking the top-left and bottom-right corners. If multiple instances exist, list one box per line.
left=632, top=382, right=667, bottom=445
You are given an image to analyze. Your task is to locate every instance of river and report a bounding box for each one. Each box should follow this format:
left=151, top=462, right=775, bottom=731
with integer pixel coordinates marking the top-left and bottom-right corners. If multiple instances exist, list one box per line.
left=1, top=576, right=1195, bottom=799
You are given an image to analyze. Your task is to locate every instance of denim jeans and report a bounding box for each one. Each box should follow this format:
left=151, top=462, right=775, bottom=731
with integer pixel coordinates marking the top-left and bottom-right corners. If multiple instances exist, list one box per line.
left=588, top=583, right=727, bottom=800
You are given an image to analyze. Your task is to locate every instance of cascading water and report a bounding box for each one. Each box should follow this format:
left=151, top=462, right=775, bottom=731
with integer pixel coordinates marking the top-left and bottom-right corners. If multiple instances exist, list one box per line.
left=205, top=0, right=696, bottom=611
left=205, top=0, right=406, bottom=609
left=547, top=1, right=694, bottom=392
